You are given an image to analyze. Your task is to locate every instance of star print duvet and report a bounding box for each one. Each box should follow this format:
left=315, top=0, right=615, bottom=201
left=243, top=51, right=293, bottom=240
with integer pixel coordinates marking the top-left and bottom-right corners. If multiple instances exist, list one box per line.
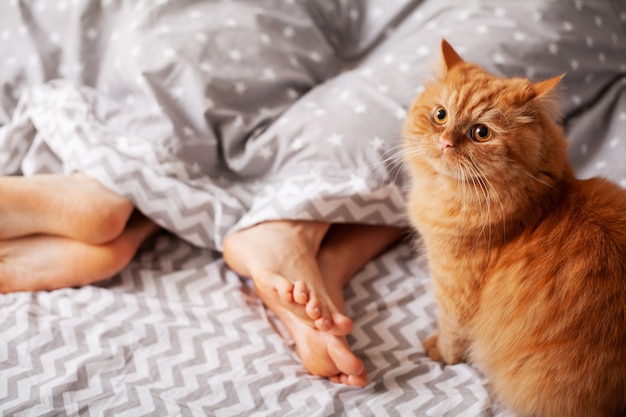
left=1, top=1, right=625, bottom=416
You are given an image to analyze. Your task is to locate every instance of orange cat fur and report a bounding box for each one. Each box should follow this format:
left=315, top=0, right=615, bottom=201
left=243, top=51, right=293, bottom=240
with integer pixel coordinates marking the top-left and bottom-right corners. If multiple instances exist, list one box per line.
left=403, top=39, right=626, bottom=417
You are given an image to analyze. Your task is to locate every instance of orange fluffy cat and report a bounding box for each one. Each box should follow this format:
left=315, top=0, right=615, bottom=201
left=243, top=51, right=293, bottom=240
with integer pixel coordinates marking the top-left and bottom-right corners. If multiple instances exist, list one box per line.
left=404, top=39, right=626, bottom=417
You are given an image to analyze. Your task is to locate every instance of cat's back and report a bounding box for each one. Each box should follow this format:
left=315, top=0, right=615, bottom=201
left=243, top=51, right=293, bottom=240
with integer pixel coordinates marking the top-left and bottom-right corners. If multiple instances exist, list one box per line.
left=559, top=177, right=626, bottom=270
left=473, top=176, right=626, bottom=417
left=499, top=176, right=626, bottom=278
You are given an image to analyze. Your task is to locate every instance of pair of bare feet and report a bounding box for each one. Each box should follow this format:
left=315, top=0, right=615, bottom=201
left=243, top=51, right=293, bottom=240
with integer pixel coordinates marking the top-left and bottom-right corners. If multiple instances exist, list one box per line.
left=0, top=172, right=403, bottom=387
left=0, top=172, right=158, bottom=293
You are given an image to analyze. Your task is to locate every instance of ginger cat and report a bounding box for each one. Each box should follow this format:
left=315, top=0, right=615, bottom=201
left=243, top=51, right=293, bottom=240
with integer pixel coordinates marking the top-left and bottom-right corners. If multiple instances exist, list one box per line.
left=403, top=39, right=626, bottom=417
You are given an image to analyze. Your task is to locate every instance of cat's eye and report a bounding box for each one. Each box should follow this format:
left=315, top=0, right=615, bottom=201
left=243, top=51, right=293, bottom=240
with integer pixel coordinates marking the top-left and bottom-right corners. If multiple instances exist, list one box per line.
left=470, top=124, right=492, bottom=142
left=432, top=107, right=448, bottom=125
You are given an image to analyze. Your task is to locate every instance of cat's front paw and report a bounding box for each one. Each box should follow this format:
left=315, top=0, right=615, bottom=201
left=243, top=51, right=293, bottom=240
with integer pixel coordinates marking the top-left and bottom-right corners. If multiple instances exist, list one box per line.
left=423, top=332, right=442, bottom=362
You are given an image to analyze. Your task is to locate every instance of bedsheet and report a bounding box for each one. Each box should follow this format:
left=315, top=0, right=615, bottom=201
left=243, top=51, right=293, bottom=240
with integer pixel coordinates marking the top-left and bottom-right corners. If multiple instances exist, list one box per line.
left=1, top=0, right=625, bottom=416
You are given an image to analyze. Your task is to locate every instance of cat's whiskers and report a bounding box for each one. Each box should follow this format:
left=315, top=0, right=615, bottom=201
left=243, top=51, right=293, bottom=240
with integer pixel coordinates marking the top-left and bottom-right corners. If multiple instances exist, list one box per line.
left=516, top=167, right=558, bottom=189
left=468, top=154, right=507, bottom=244
left=369, top=141, right=415, bottom=187
left=457, top=165, right=469, bottom=237
left=376, top=143, right=407, bottom=170
left=465, top=162, right=492, bottom=253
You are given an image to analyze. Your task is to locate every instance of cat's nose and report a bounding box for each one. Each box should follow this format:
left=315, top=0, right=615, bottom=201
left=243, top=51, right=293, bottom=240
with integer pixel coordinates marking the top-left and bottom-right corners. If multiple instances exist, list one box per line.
left=439, top=136, right=454, bottom=150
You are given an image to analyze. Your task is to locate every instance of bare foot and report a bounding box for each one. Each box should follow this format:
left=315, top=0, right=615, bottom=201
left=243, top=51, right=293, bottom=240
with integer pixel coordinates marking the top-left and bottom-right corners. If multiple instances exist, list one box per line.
left=0, top=172, right=134, bottom=244
left=257, top=281, right=368, bottom=387
left=0, top=211, right=159, bottom=293
left=225, top=222, right=403, bottom=386
left=223, top=220, right=353, bottom=336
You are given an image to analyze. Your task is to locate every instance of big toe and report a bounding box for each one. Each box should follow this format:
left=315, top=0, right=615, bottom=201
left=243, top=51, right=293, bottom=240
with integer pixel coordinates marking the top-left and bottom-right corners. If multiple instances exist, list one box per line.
left=327, top=336, right=365, bottom=378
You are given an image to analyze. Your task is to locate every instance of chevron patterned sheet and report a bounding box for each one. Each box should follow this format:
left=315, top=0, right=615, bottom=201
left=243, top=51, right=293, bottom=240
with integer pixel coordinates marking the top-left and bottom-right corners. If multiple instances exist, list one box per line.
left=1, top=1, right=625, bottom=416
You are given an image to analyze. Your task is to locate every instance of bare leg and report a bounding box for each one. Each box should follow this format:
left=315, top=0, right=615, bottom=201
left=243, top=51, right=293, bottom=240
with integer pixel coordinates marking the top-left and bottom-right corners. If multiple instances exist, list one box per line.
left=0, top=211, right=159, bottom=293
left=223, top=220, right=353, bottom=335
left=317, top=223, right=406, bottom=289
left=0, top=173, right=134, bottom=244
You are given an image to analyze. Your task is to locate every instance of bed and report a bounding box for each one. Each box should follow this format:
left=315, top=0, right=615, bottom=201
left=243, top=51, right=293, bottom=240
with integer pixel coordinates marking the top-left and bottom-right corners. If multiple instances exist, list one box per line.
left=1, top=0, right=625, bottom=416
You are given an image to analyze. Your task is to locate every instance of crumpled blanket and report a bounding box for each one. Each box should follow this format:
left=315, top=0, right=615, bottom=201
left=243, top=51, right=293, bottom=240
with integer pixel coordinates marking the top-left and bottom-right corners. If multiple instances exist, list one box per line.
left=1, top=0, right=624, bottom=251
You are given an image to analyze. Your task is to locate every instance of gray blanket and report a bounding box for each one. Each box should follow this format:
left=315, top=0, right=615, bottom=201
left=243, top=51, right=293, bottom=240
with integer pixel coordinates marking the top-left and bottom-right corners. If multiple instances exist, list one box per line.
left=1, top=0, right=624, bottom=416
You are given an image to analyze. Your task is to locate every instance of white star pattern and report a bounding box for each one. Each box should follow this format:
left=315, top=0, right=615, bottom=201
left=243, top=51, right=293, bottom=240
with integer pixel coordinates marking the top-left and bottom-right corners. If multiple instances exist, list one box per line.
left=513, top=31, right=527, bottom=42
left=309, top=51, right=322, bottom=62
left=183, top=126, right=194, bottom=137
left=260, top=33, right=271, bottom=44
left=196, top=32, right=208, bottom=43
left=262, top=67, right=276, bottom=81
left=170, top=86, right=184, bottom=100
left=354, top=104, right=367, bottom=114
left=200, top=61, right=213, bottom=73
left=164, top=48, right=176, bottom=59
left=234, top=81, right=247, bottom=95
left=189, top=9, right=203, bottom=19
left=157, top=25, right=172, bottom=35
left=456, top=10, right=470, bottom=20
left=283, top=26, right=295, bottom=38
left=348, top=174, right=367, bottom=191
left=327, top=133, right=343, bottom=147
left=494, top=7, right=506, bottom=17
left=360, top=67, right=373, bottom=77
left=259, top=146, right=273, bottom=159
left=370, top=137, right=384, bottom=151
left=229, top=49, right=242, bottom=62
left=595, top=16, right=603, bottom=27
left=416, top=46, right=429, bottom=57
left=548, top=43, right=558, bottom=55
left=290, top=137, right=305, bottom=151
left=395, top=108, right=407, bottom=120
left=50, top=33, right=61, bottom=46
left=493, top=53, right=506, bottom=64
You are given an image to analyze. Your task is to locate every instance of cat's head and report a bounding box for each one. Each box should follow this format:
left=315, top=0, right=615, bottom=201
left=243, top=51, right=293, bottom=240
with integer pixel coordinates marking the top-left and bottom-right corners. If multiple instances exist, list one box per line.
left=404, top=39, right=569, bottom=189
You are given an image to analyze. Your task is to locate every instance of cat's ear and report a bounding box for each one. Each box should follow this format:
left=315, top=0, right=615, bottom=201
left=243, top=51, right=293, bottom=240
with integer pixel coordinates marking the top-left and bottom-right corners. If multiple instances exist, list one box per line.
left=533, top=74, right=565, bottom=97
left=441, top=39, right=464, bottom=71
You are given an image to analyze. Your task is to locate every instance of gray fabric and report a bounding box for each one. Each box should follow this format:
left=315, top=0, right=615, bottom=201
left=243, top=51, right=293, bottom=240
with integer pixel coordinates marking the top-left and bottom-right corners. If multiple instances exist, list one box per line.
left=0, top=0, right=625, bottom=416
